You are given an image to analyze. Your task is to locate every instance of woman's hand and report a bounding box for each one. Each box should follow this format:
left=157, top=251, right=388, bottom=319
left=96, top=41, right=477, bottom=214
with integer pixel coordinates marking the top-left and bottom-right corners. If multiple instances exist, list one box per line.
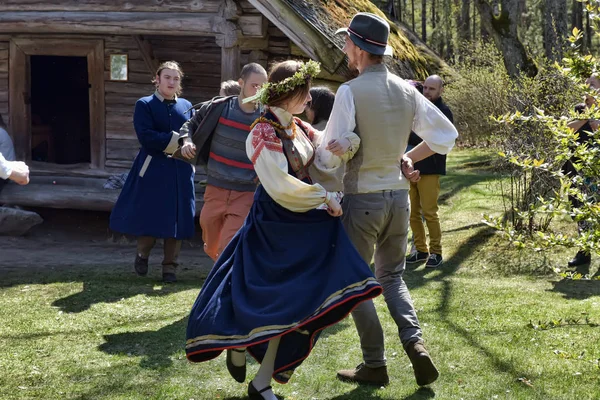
left=326, top=138, right=351, bottom=157
left=181, top=140, right=197, bottom=159
left=326, top=195, right=343, bottom=217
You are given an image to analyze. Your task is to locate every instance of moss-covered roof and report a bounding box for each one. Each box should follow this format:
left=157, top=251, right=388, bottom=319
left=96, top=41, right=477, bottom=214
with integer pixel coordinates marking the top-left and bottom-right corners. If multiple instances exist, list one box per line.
left=280, top=0, right=452, bottom=80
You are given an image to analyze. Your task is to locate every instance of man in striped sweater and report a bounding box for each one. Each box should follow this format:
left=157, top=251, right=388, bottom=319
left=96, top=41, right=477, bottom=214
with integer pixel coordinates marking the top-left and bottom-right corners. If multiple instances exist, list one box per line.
left=179, top=63, right=267, bottom=261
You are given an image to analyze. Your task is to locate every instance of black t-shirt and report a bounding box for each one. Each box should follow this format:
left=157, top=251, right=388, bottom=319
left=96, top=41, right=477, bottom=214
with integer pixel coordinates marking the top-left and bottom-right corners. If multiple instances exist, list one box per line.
left=410, top=97, right=454, bottom=175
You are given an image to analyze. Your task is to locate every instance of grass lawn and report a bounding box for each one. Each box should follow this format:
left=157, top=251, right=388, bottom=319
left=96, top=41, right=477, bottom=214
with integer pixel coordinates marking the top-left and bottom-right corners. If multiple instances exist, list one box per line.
left=1, top=148, right=599, bottom=399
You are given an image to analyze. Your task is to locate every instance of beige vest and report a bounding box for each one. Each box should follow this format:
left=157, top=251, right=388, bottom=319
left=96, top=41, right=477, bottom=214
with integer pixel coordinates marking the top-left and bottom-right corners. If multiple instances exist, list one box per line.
left=343, top=64, right=417, bottom=194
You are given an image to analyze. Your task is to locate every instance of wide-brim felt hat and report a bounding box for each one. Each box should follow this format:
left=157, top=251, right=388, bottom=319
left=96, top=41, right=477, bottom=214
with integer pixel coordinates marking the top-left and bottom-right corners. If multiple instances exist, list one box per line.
left=335, top=12, right=393, bottom=56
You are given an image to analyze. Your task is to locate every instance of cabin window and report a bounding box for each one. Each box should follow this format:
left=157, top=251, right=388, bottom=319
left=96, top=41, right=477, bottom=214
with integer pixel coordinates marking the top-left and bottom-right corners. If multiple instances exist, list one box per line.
left=110, top=54, right=128, bottom=81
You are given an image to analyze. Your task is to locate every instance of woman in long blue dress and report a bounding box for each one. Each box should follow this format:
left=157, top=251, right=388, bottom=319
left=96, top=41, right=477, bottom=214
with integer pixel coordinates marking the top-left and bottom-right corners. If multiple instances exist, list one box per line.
left=184, top=60, right=382, bottom=400
left=110, top=61, right=195, bottom=283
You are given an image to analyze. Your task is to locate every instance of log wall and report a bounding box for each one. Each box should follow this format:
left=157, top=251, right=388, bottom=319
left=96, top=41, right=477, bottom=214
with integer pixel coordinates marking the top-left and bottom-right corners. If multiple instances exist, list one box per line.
left=0, top=41, right=8, bottom=122
left=0, top=0, right=343, bottom=175
left=104, top=35, right=221, bottom=173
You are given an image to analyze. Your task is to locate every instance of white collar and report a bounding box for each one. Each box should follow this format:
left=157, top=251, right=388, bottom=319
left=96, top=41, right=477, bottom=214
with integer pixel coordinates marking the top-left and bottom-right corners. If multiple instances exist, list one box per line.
left=154, top=90, right=177, bottom=102
left=269, top=106, right=293, bottom=126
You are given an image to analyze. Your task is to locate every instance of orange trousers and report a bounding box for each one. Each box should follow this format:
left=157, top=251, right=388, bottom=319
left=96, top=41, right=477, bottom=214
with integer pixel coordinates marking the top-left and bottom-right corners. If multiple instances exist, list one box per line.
left=199, top=184, right=255, bottom=261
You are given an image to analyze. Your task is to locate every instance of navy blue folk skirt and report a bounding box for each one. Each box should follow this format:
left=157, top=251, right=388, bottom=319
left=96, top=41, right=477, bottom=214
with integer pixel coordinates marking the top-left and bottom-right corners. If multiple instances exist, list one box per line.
left=185, top=185, right=382, bottom=383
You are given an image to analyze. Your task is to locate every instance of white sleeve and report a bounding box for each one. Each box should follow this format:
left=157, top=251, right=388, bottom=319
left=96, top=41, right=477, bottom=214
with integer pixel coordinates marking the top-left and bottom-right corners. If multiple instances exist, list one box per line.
left=0, top=152, right=12, bottom=180
left=315, top=85, right=360, bottom=169
left=246, top=123, right=328, bottom=212
left=412, top=92, right=458, bottom=154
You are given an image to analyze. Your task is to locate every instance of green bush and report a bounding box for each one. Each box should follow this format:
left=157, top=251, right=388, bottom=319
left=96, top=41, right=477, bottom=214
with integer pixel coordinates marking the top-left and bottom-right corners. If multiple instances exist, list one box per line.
left=483, top=11, right=600, bottom=256
left=444, top=43, right=584, bottom=234
left=444, top=43, right=513, bottom=146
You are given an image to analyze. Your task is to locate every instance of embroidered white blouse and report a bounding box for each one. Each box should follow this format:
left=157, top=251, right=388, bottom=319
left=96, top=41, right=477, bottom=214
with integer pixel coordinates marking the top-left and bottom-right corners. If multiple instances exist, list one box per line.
left=246, top=107, right=355, bottom=212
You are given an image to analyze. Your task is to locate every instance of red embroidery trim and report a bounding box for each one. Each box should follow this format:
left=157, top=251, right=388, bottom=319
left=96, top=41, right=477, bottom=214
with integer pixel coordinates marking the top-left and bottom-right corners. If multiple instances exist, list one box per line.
left=251, top=123, right=283, bottom=164
left=294, top=117, right=315, bottom=142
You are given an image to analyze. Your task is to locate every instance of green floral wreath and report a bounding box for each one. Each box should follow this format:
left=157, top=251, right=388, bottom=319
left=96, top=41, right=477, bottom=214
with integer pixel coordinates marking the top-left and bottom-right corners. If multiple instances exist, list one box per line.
left=243, top=60, right=321, bottom=105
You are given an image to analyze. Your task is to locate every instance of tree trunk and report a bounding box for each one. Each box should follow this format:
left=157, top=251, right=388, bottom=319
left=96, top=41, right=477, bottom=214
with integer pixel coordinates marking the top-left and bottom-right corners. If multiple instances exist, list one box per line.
left=473, top=0, right=477, bottom=41
left=432, top=0, right=437, bottom=29
left=445, top=0, right=453, bottom=59
left=572, top=0, right=583, bottom=48
left=572, top=0, right=583, bottom=30
left=542, top=0, right=567, bottom=61
left=459, top=0, right=471, bottom=43
left=475, top=0, right=537, bottom=77
left=411, top=0, right=415, bottom=31
left=421, top=0, right=427, bottom=42
left=517, top=0, right=527, bottom=26
left=586, top=8, right=592, bottom=51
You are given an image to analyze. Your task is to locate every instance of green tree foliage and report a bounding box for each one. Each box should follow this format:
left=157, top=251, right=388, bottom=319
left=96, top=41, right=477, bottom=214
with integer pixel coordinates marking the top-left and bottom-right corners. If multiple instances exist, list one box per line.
left=484, top=2, right=600, bottom=256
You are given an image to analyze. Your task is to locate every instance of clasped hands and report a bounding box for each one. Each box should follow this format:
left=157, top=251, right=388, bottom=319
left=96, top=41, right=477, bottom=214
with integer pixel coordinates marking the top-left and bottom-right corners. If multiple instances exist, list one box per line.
left=401, top=155, right=420, bottom=182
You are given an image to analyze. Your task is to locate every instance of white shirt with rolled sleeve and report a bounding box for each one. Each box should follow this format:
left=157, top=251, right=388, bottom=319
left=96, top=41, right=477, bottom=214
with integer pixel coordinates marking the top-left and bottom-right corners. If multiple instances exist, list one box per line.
left=316, top=79, right=458, bottom=193
left=0, top=152, right=12, bottom=180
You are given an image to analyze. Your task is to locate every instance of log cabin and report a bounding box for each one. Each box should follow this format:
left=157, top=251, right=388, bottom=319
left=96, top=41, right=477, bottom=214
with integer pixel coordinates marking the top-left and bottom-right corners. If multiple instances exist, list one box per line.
left=0, top=0, right=450, bottom=212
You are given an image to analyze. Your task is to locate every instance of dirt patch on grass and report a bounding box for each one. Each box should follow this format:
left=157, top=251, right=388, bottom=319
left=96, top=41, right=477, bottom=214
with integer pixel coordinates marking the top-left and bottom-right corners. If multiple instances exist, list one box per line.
left=0, top=207, right=213, bottom=276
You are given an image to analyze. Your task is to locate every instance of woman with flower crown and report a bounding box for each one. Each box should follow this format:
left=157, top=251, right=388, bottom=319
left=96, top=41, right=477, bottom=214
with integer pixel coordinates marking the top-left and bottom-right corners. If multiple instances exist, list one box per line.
left=184, top=60, right=382, bottom=400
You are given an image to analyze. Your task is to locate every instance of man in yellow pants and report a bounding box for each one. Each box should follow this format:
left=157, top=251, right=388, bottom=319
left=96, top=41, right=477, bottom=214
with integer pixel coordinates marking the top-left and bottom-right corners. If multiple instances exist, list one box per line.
left=406, top=75, right=454, bottom=268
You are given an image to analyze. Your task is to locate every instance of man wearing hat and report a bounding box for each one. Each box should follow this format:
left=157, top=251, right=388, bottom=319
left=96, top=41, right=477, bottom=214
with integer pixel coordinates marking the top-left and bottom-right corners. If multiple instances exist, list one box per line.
left=321, top=12, right=458, bottom=387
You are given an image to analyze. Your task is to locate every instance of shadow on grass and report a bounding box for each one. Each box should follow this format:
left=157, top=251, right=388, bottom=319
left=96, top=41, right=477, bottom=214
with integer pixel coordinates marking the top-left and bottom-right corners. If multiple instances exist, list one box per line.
left=438, top=171, right=497, bottom=206
left=0, top=264, right=205, bottom=313
left=406, top=226, right=496, bottom=291
left=326, top=386, right=434, bottom=400
left=98, top=317, right=187, bottom=369
left=222, top=393, right=284, bottom=400
left=98, top=317, right=260, bottom=370
left=67, top=363, right=157, bottom=400
left=406, top=226, right=555, bottom=398
left=51, top=276, right=202, bottom=313
left=550, top=265, right=600, bottom=300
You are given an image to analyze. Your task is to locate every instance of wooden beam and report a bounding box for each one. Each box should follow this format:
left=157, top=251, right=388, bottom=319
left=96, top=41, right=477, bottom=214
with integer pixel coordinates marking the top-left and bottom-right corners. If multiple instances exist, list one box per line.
left=0, top=0, right=223, bottom=13
left=220, top=46, right=240, bottom=81
left=28, top=161, right=113, bottom=178
left=133, top=35, right=159, bottom=76
left=0, top=12, right=263, bottom=37
left=0, top=179, right=205, bottom=213
left=238, top=37, right=270, bottom=50
left=8, top=39, right=30, bottom=161
left=246, top=0, right=345, bottom=74
left=88, top=40, right=105, bottom=169
left=0, top=180, right=120, bottom=211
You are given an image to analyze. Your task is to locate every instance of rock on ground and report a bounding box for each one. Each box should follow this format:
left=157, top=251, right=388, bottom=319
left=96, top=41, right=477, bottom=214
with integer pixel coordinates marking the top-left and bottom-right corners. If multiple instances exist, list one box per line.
left=0, top=206, right=43, bottom=236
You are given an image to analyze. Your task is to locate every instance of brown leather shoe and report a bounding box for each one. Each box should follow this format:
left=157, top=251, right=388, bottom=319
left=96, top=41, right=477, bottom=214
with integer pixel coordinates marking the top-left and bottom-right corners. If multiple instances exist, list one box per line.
left=336, top=363, right=389, bottom=386
left=405, top=341, right=439, bottom=386
left=162, top=263, right=178, bottom=283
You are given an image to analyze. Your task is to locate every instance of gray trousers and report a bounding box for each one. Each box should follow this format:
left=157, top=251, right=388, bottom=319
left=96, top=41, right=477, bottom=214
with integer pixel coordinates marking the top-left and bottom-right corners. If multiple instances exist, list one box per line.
left=342, top=190, right=422, bottom=368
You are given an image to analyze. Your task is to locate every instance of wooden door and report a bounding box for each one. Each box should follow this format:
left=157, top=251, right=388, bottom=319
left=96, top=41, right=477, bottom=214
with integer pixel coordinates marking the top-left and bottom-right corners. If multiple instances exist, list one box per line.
left=9, top=37, right=105, bottom=169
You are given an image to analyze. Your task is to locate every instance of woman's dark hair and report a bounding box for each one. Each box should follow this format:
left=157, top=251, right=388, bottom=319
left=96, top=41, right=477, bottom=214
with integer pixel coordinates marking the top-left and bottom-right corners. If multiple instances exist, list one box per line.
left=0, top=113, right=6, bottom=129
left=308, top=86, right=335, bottom=125
left=408, top=80, right=423, bottom=94
left=265, top=60, right=311, bottom=109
